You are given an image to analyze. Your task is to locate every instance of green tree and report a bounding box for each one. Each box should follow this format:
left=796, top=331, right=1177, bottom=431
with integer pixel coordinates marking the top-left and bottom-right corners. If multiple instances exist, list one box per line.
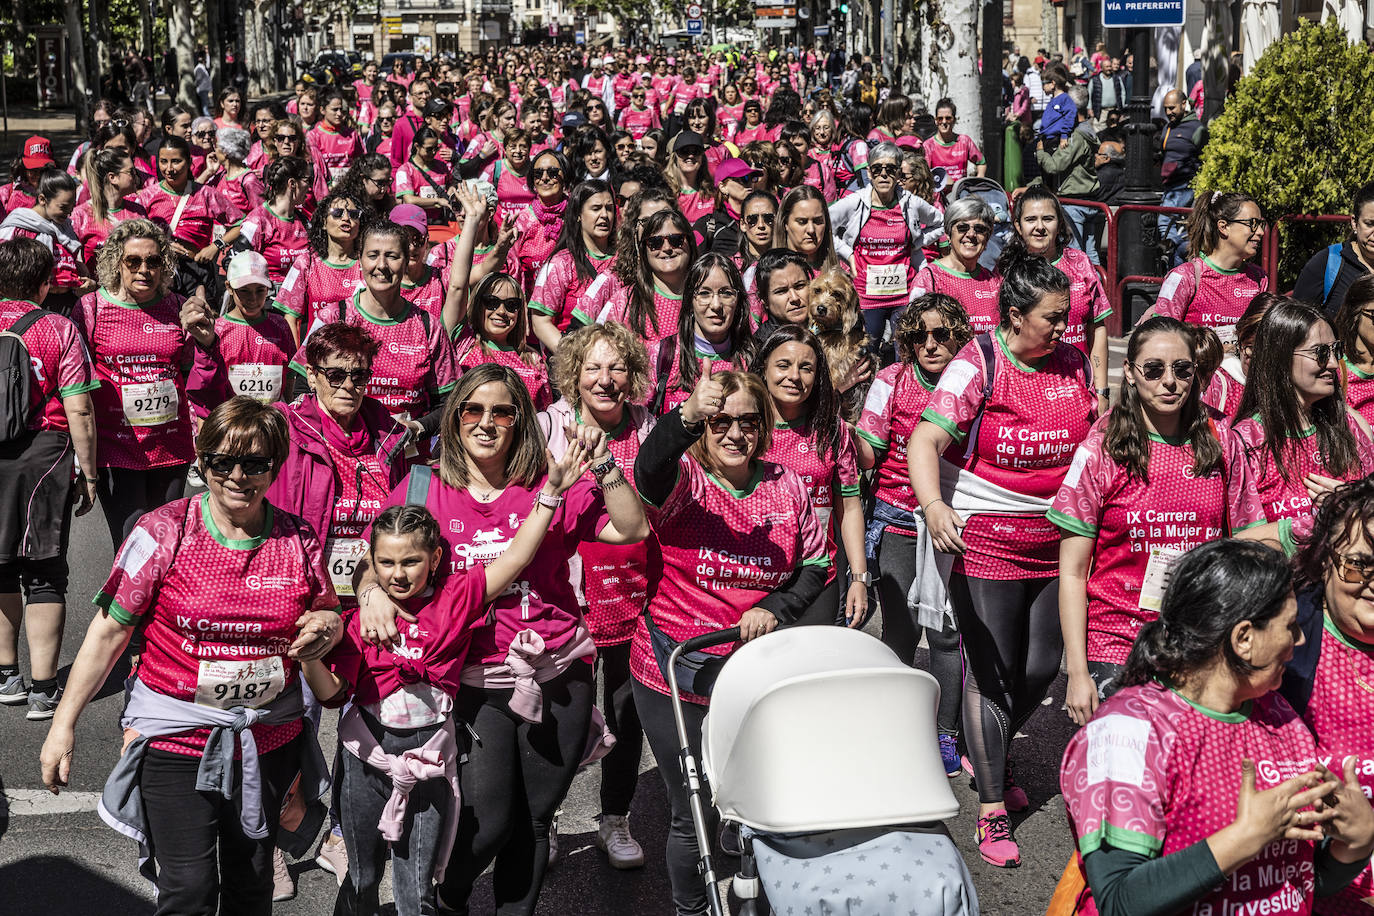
left=1195, top=18, right=1374, bottom=286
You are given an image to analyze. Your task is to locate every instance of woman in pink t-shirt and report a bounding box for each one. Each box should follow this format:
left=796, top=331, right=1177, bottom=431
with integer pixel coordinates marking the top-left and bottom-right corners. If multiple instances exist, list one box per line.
left=854, top=295, right=974, bottom=778
left=1144, top=191, right=1269, bottom=342
left=237, top=157, right=311, bottom=287
left=1061, top=539, right=1374, bottom=916
left=631, top=370, right=828, bottom=915
left=922, top=98, right=985, bottom=187
left=668, top=132, right=716, bottom=225
left=39, top=397, right=344, bottom=914
left=275, top=189, right=364, bottom=343
left=1336, top=275, right=1374, bottom=427
left=529, top=179, right=617, bottom=353
left=910, top=253, right=1099, bottom=867
left=606, top=208, right=694, bottom=348
left=1051, top=316, right=1273, bottom=728
left=355, top=364, right=649, bottom=915
left=912, top=197, right=1003, bottom=334
left=509, top=149, right=570, bottom=298
left=1233, top=299, right=1374, bottom=535
left=455, top=272, right=553, bottom=410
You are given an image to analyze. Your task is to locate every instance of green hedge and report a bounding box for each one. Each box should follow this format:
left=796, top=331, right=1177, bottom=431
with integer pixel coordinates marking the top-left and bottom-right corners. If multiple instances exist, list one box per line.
left=1195, top=19, right=1374, bottom=287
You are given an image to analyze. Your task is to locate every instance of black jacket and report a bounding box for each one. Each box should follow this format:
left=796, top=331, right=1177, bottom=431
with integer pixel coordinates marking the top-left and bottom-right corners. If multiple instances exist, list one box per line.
left=1292, top=241, right=1371, bottom=315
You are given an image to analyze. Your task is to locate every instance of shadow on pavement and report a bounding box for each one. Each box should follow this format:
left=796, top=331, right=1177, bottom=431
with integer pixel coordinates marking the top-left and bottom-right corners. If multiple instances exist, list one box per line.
left=0, top=854, right=155, bottom=916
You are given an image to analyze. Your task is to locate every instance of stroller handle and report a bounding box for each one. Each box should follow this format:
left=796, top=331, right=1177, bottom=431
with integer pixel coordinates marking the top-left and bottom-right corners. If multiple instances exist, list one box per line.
left=676, top=626, right=743, bottom=657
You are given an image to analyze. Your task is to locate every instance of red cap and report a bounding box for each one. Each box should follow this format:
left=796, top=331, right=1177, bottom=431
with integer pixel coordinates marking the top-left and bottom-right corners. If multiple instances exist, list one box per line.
left=21, top=135, right=53, bottom=169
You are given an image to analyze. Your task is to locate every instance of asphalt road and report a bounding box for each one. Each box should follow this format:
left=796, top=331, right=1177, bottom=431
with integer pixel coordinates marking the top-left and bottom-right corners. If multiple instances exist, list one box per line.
left=0, top=493, right=1080, bottom=916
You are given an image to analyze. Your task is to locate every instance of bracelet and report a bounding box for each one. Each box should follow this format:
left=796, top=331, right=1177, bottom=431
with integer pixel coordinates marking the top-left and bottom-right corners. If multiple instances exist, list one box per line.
left=922, top=498, right=945, bottom=513
left=536, top=490, right=564, bottom=510
left=357, top=584, right=380, bottom=605
left=590, top=455, right=617, bottom=479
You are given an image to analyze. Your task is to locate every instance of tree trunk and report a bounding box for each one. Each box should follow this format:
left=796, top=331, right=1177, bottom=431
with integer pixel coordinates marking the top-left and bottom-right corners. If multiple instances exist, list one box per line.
left=170, top=0, right=198, bottom=111
left=1041, top=0, right=1057, bottom=54
left=64, top=0, right=90, bottom=126
left=916, top=0, right=981, bottom=142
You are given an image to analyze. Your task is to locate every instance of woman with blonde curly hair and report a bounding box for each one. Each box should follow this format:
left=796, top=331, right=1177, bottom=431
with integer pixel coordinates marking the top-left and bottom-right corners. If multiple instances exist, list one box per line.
left=536, top=320, right=656, bottom=869
left=71, top=218, right=225, bottom=546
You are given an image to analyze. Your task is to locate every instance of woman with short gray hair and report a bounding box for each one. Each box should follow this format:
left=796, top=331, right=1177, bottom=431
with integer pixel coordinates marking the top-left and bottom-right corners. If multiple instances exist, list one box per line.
left=207, top=126, right=266, bottom=214
left=827, top=141, right=944, bottom=347
left=911, top=196, right=1003, bottom=333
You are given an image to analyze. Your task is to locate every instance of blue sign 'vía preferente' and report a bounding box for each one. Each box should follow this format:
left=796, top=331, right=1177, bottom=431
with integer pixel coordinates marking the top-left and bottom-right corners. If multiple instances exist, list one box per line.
left=1103, top=0, right=1185, bottom=28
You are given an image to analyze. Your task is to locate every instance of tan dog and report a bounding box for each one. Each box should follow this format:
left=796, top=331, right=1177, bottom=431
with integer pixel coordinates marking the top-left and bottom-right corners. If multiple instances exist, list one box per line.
left=807, top=269, right=868, bottom=421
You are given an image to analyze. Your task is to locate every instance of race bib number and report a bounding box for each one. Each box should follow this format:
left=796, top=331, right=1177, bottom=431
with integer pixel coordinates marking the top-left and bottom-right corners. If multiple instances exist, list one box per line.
left=228, top=364, right=283, bottom=402
left=1139, top=545, right=1185, bottom=613
left=419, top=186, right=439, bottom=199
left=326, top=537, right=368, bottom=598
left=120, top=379, right=179, bottom=427
left=1215, top=323, right=1237, bottom=347
left=865, top=263, right=907, bottom=298
left=193, top=656, right=286, bottom=709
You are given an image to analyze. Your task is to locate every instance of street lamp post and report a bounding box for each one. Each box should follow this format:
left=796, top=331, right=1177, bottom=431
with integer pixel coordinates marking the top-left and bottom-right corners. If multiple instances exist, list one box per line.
left=1116, top=26, right=1161, bottom=329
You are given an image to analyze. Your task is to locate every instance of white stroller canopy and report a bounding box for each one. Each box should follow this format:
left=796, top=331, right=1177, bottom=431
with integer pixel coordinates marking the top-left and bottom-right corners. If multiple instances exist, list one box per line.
left=700, top=627, right=959, bottom=834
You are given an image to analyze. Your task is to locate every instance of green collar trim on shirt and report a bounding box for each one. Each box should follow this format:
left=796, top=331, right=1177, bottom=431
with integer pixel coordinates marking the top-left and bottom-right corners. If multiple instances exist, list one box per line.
left=158, top=180, right=192, bottom=197
left=995, top=327, right=1038, bottom=374
left=222, top=310, right=269, bottom=326
left=913, top=364, right=939, bottom=392
left=573, top=403, right=630, bottom=439
left=773, top=413, right=811, bottom=431
left=1202, top=254, right=1240, bottom=276
left=402, top=265, right=433, bottom=289
left=1163, top=680, right=1252, bottom=723
left=483, top=337, right=517, bottom=351
left=1146, top=431, right=1189, bottom=446
left=653, top=280, right=683, bottom=301
left=351, top=287, right=411, bottom=325
left=99, top=288, right=145, bottom=310
left=704, top=463, right=764, bottom=498
left=265, top=202, right=296, bottom=224
left=589, top=248, right=614, bottom=261
left=694, top=345, right=733, bottom=359
left=323, top=256, right=358, bottom=269
left=1345, top=358, right=1374, bottom=381
left=933, top=260, right=978, bottom=280
left=1322, top=611, right=1374, bottom=654
left=200, top=492, right=273, bottom=550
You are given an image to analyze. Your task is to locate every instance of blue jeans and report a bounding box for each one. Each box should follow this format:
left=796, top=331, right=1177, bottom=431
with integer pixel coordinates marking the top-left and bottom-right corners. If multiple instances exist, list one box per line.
left=1063, top=203, right=1101, bottom=266
left=861, top=304, right=904, bottom=349
left=1159, top=187, right=1194, bottom=267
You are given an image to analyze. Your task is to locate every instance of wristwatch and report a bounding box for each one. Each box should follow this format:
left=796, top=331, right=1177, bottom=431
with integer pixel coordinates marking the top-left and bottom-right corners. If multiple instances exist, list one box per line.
left=851, top=571, right=874, bottom=587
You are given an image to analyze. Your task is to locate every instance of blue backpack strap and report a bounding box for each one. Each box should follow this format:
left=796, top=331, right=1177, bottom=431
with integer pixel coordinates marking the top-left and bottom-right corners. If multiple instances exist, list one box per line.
left=1278, top=585, right=1325, bottom=716
left=404, top=465, right=433, bottom=507
left=1323, top=243, right=1343, bottom=304
left=962, top=333, right=997, bottom=462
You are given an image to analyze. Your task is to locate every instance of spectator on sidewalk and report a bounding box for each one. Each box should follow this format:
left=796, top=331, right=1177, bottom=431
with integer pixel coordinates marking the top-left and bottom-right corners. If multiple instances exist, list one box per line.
left=1087, top=57, right=1126, bottom=129
left=193, top=53, right=213, bottom=118
left=1036, top=85, right=1102, bottom=264
left=1158, top=89, right=1206, bottom=266
left=1094, top=134, right=1126, bottom=206
left=1039, top=65, right=1077, bottom=146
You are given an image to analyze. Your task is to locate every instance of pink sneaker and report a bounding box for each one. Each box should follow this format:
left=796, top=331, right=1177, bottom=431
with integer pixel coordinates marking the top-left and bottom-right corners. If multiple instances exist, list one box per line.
left=1003, top=764, right=1029, bottom=812
left=975, top=810, right=1020, bottom=867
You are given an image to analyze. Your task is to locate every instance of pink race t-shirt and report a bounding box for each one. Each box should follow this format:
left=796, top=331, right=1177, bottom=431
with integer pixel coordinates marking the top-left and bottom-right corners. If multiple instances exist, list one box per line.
left=853, top=202, right=916, bottom=310
left=0, top=299, right=97, bottom=433
left=511, top=201, right=567, bottom=296
left=208, top=169, right=266, bottom=216
left=238, top=203, right=310, bottom=284
left=71, top=199, right=149, bottom=271
left=454, top=337, right=552, bottom=410
left=923, top=331, right=1098, bottom=578
left=1062, top=683, right=1319, bottom=916
left=0, top=224, right=83, bottom=287
left=618, top=106, right=660, bottom=140
left=481, top=160, right=536, bottom=222
left=631, top=458, right=829, bottom=703
left=94, top=494, right=338, bottom=756
left=1232, top=412, right=1374, bottom=525
left=213, top=311, right=295, bottom=407
left=375, top=473, right=609, bottom=666
left=137, top=181, right=243, bottom=250
left=922, top=134, right=984, bottom=185
left=856, top=362, right=941, bottom=516
left=1344, top=360, right=1374, bottom=429
left=677, top=189, right=715, bottom=225
left=530, top=249, right=616, bottom=332
left=763, top=418, right=860, bottom=577
left=1153, top=258, right=1269, bottom=344
left=307, top=123, right=364, bottom=183
left=276, top=252, right=363, bottom=329
left=72, top=289, right=198, bottom=469
left=911, top=261, right=1001, bottom=334
left=605, top=281, right=683, bottom=349
left=400, top=265, right=447, bottom=325
left=1202, top=360, right=1246, bottom=420
left=1053, top=247, right=1112, bottom=358
left=1048, top=416, right=1266, bottom=664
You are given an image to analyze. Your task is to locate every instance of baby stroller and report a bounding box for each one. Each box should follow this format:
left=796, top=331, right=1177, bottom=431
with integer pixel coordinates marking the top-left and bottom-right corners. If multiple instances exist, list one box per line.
left=949, top=176, right=1014, bottom=273
left=667, top=626, right=980, bottom=916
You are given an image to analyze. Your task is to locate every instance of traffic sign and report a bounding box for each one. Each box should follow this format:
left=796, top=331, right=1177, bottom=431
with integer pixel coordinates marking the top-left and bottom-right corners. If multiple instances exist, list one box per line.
left=1103, top=0, right=1184, bottom=27
left=687, top=18, right=703, bottom=33
left=686, top=3, right=702, bottom=18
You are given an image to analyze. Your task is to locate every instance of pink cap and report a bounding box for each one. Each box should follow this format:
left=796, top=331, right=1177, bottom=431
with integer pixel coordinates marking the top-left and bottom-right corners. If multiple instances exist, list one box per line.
left=391, top=203, right=428, bottom=233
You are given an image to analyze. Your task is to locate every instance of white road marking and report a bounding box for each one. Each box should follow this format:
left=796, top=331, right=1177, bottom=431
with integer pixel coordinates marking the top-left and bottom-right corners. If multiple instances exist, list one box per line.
left=2, top=788, right=102, bottom=816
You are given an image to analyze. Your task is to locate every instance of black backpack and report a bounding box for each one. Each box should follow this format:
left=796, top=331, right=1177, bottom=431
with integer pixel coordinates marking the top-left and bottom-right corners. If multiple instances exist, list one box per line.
left=0, top=310, right=52, bottom=442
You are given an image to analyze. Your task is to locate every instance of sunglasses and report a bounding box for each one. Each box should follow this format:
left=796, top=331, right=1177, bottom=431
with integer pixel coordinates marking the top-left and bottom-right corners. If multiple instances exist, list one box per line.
left=706, top=412, right=762, bottom=435
left=311, top=365, right=371, bottom=387
left=458, top=401, right=519, bottom=427
left=203, top=453, right=275, bottom=477
left=481, top=295, right=523, bottom=313
left=1295, top=342, right=1343, bottom=368
left=122, top=254, right=164, bottom=272
left=275, top=134, right=300, bottom=142
left=646, top=232, right=687, bottom=252
left=532, top=167, right=563, bottom=180
left=1335, top=552, right=1374, bottom=584
left=869, top=163, right=900, bottom=178
left=954, top=221, right=991, bottom=237
left=745, top=212, right=775, bottom=227
left=328, top=207, right=362, bottom=220
left=912, top=326, right=953, bottom=346
left=193, top=130, right=214, bottom=138
left=676, top=147, right=703, bottom=158
left=1131, top=359, right=1196, bottom=381
left=378, top=116, right=397, bottom=123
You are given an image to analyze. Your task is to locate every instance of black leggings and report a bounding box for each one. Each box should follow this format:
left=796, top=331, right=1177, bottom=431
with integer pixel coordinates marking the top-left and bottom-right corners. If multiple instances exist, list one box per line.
left=438, top=662, right=595, bottom=916
left=96, top=464, right=189, bottom=549
left=633, top=678, right=717, bottom=916
left=141, top=737, right=299, bottom=916
left=875, top=529, right=961, bottom=735
left=790, top=527, right=854, bottom=626
left=596, top=641, right=643, bottom=817
left=946, top=569, right=1063, bottom=805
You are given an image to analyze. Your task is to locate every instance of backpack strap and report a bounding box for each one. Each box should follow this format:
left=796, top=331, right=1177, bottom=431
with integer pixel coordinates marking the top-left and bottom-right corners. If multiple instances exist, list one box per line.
left=6, top=308, right=52, bottom=339
left=404, top=465, right=433, bottom=507
left=1323, top=243, right=1343, bottom=305
left=1279, top=585, right=1326, bottom=716
left=649, top=337, right=677, bottom=415
left=962, top=332, right=997, bottom=462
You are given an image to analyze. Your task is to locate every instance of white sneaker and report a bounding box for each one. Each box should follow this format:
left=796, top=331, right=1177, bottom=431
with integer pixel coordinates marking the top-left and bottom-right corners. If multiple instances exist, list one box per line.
left=272, top=847, right=295, bottom=901
left=314, top=831, right=348, bottom=887
left=595, top=814, right=646, bottom=869
left=547, top=811, right=561, bottom=868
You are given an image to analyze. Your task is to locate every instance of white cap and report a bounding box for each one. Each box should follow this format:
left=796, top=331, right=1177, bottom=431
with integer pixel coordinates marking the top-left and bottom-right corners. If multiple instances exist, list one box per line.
left=226, top=250, right=272, bottom=290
